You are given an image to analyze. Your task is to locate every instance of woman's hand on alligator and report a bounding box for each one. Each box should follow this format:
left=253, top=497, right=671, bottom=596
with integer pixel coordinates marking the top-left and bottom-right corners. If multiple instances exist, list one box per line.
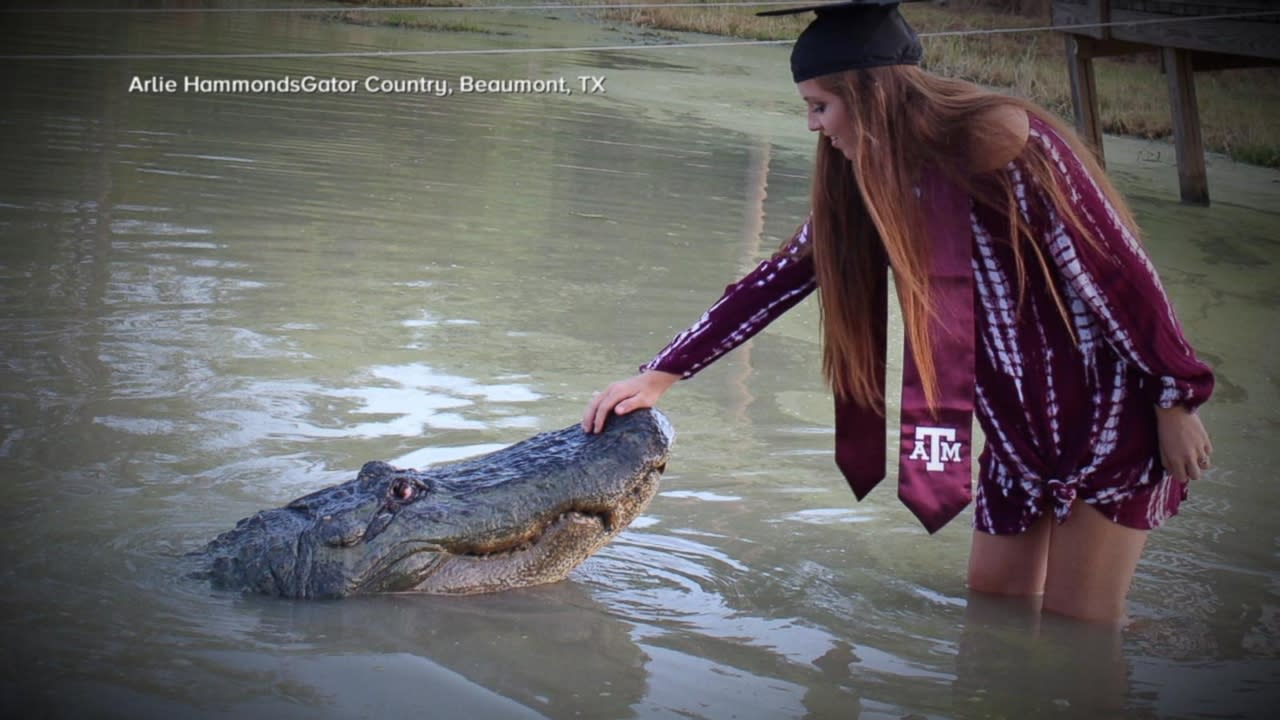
left=583, top=370, right=679, bottom=435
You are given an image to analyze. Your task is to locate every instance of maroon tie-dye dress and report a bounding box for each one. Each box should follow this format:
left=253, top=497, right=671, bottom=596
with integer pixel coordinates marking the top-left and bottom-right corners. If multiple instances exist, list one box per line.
left=639, top=116, right=1214, bottom=534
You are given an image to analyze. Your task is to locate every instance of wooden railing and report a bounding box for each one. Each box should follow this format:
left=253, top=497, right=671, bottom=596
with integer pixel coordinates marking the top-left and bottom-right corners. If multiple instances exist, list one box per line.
left=1052, top=0, right=1279, bottom=203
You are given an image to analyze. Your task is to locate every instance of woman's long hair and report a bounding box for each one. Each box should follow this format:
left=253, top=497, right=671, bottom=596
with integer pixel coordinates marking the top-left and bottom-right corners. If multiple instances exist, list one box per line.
left=808, top=64, right=1139, bottom=413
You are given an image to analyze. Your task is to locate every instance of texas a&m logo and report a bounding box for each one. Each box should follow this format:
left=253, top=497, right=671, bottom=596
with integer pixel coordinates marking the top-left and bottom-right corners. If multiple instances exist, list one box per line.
left=909, top=426, right=963, bottom=472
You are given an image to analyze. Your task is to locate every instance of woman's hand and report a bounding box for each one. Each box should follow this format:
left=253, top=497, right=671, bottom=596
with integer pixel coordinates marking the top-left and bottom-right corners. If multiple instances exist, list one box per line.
left=1155, top=405, right=1213, bottom=484
left=582, top=370, right=680, bottom=434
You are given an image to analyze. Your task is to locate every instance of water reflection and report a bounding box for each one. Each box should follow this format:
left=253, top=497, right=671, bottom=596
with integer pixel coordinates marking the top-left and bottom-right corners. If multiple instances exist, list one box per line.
left=221, top=363, right=542, bottom=441
left=955, top=594, right=1134, bottom=718
left=227, top=585, right=649, bottom=719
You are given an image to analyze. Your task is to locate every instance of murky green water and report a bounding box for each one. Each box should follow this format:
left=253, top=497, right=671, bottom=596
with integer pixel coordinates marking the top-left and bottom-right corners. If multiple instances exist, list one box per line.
left=1, top=3, right=1277, bottom=719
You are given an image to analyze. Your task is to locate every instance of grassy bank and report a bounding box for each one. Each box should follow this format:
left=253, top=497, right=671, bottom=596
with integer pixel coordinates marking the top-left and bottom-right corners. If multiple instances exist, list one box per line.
left=337, top=0, right=1280, bottom=167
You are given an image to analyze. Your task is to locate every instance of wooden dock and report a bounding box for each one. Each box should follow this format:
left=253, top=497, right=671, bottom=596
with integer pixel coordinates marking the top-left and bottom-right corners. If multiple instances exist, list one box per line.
left=1053, top=1, right=1280, bottom=204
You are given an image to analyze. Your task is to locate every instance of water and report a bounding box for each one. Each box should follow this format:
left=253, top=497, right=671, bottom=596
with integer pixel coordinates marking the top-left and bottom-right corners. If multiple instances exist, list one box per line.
left=1, top=3, right=1277, bottom=718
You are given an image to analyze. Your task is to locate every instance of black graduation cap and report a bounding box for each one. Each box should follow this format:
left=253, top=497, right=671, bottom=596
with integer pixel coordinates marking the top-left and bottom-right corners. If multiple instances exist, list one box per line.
left=758, top=1, right=925, bottom=82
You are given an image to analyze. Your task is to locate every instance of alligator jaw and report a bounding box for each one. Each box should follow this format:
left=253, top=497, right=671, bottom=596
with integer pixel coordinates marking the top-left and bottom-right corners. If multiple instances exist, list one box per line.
left=408, top=512, right=617, bottom=595
left=405, top=467, right=662, bottom=595
left=352, top=494, right=645, bottom=596
left=447, top=505, right=616, bottom=559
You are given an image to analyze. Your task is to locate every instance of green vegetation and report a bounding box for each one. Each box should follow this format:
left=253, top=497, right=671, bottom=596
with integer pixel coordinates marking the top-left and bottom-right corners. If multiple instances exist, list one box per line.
left=333, top=12, right=495, bottom=33
left=335, top=0, right=1280, bottom=167
left=328, top=1, right=502, bottom=34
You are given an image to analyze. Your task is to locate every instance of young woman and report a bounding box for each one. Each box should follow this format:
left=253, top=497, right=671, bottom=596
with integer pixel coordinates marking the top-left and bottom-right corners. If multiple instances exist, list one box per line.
left=582, top=1, right=1213, bottom=624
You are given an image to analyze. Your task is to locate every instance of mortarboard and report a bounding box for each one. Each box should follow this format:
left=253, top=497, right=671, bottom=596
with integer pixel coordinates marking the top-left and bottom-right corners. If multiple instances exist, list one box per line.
left=758, top=1, right=926, bottom=82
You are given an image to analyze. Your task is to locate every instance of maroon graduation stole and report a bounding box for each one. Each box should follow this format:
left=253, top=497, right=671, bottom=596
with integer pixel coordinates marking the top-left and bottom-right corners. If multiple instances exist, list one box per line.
left=833, top=170, right=975, bottom=533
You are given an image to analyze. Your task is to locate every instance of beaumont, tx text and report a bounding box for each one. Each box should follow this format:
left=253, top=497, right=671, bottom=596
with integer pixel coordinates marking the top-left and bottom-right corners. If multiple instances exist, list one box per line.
left=456, top=76, right=607, bottom=95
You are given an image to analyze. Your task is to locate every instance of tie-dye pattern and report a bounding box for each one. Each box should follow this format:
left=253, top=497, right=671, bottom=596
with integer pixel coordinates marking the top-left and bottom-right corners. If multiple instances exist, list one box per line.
left=641, top=116, right=1213, bottom=534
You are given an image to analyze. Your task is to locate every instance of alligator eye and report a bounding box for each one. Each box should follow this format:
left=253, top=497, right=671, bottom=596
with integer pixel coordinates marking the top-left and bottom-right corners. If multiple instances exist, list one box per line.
left=392, top=478, right=415, bottom=501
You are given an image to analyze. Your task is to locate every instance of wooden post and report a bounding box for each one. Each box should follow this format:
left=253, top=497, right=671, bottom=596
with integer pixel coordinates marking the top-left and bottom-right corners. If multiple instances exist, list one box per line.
left=1065, top=34, right=1105, bottom=167
left=1091, top=0, right=1110, bottom=41
left=1163, top=46, right=1210, bottom=205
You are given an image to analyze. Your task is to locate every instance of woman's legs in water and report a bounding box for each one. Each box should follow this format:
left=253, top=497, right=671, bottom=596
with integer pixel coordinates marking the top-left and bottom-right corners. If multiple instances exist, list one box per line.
left=967, top=500, right=1149, bottom=624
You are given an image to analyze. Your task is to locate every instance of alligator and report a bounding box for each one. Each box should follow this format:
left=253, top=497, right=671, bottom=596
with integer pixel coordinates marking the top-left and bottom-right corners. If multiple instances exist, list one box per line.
left=193, top=409, right=673, bottom=598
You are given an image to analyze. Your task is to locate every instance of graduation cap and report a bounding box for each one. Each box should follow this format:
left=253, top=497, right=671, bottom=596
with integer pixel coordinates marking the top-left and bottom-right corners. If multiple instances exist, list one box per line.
left=758, top=1, right=925, bottom=83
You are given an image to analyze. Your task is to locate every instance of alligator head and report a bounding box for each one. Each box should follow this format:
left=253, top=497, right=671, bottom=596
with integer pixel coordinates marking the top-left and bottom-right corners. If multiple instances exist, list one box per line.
left=195, top=409, right=673, bottom=598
